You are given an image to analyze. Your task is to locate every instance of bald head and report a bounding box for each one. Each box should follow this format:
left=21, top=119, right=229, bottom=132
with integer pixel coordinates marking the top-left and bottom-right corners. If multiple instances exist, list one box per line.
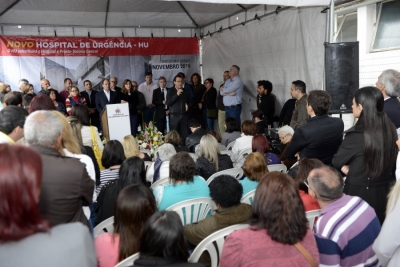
left=308, top=166, right=343, bottom=202
left=41, top=79, right=50, bottom=90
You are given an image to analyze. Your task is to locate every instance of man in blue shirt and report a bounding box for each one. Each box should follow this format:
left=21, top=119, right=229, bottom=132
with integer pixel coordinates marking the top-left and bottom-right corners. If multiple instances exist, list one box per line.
left=220, top=65, right=243, bottom=126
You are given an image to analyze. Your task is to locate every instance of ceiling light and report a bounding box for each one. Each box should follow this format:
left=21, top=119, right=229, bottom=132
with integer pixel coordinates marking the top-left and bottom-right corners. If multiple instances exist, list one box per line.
left=236, top=17, right=239, bottom=20
left=18, top=25, right=21, bottom=28
left=178, top=29, right=181, bottom=32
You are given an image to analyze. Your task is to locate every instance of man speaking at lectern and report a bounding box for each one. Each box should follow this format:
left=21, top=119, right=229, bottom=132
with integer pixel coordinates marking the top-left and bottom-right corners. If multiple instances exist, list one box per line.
left=95, top=79, right=120, bottom=116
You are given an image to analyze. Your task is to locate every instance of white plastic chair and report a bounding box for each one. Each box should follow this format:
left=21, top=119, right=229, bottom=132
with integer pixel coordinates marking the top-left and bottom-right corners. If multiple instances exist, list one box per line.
left=220, top=150, right=233, bottom=156
left=114, top=252, right=140, bottom=267
left=207, top=168, right=244, bottom=185
left=240, top=189, right=256, bottom=205
left=93, top=216, right=114, bottom=238
left=226, top=141, right=235, bottom=150
left=166, top=198, right=216, bottom=226
left=188, top=152, right=198, bottom=162
left=188, top=224, right=249, bottom=267
left=150, top=177, right=170, bottom=189
left=305, top=209, right=320, bottom=230
left=267, top=164, right=287, bottom=173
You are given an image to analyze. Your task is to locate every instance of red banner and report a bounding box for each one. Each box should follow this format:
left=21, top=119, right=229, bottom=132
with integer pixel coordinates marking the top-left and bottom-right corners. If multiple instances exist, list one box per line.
left=0, top=36, right=199, bottom=57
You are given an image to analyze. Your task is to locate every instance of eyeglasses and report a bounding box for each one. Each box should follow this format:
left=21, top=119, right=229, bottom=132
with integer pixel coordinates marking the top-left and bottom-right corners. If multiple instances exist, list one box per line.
left=279, top=134, right=289, bottom=141
left=303, top=180, right=336, bottom=200
left=71, top=90, right=78, bottom=93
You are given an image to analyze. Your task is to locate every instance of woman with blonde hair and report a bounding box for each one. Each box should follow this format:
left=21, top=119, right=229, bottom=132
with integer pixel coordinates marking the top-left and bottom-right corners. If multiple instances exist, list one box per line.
left=121, top=135, right=151, bottom=161
left=195, top=134, right=233, bottom=180
left=373, top=140, right=400, bottom=267
left=241, top=152, right=268, bottom=196
left=52, top=111, right=96, bottom=220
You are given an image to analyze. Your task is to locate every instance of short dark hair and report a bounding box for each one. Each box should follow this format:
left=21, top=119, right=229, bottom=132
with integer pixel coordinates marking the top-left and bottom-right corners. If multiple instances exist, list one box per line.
left=209, top=175, right=243, bottom=208
left=241, top=120, right=258, bottom=136
left=83, top=80, right=91, bottom=86
left=309, top=166, right=343, bottom=201
left=307, top=90, right=332, bottom=116
left=225, top=117, right=239, bottom=133
left=257, top=80, right=273, bottom=94
left=188, top=119, right=201, bottom=128
left=139, top=211, right=189, bottom=262
left=101, top=140, right=126, bottom=169
left=64, top=78, right=72, bottom=84
left=169, top=152, right=195, bottom=183
left=159, top=76, right=166, bottom=82
left=71, top=104, right=90, bottom=126
left=145, top=72, right=153, bottom=77
left=177, top=72, right=185, bottom=78
left=0, top=92, right=7, bottom=103
left=23, top=94, right=35, bottom=109
left=0, top=106, right=28, bottom=134
left=292, top=80, right=306, bottom=94
left=4, top=91, right=23, bottom=106
left=173, top=74, right=183, bottom=82
left=250, top=172, right=308, bottom=244
left=295, top=158, right=325, bottom=193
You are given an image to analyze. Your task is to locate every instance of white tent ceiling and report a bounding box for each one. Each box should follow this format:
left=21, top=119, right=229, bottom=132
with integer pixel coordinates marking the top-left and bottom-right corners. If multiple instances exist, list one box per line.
left=0, top=0, right=331, bottom=30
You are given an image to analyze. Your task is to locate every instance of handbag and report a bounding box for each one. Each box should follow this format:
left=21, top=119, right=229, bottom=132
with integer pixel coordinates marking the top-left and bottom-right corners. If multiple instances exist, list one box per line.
left=294, top=242, right=317, bottom=267
left=90, top=126, right=105, bottom=170
left=206, top=108, right=218, bottom=118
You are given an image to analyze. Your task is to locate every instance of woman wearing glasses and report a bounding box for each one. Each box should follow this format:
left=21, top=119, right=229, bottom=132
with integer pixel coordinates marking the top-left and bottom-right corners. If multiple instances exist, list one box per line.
left=66, top=86, right=87, bottom=115
left=278, top=125, right=297, bottom=169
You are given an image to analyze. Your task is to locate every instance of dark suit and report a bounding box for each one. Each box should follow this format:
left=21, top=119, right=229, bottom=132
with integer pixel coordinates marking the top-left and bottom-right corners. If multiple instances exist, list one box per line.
left=257, top=94, right=275, bottom=126
left=152, top=87, right=168, bottom=134
left=81, top=90, right=100, bottom=129
left=285, top=114, right=344, bottom=165
left=167, top=87, right=192, bottom=143
left=384, top=97, right=400, bottom=129
left=95, top=90, right=120, bottom=114
left=32, top=145, right=94, bottom=228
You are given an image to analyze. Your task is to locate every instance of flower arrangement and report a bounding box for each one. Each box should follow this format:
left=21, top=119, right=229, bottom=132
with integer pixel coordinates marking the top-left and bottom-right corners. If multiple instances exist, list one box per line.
left=136, top=121, right=164, bottom=159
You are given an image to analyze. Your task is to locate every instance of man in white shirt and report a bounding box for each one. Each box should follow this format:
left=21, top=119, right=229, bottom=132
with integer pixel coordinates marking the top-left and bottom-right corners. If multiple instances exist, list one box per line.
left=138, top=72, right=158, bottom=124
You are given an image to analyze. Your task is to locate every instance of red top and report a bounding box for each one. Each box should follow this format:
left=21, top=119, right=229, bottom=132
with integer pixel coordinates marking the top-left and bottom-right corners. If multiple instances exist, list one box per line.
left=299, top=190, right=320, bottom=211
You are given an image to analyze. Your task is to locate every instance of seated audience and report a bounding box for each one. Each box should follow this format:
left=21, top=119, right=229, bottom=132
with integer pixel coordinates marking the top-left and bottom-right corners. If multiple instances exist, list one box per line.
left=95, top=184, right=156, bottom=267
left=23, top=93, right=35, bottom=110
left=52, top=111, right=96, bottom=220
left=0, top=144, right=96, bottom=267
left=184, top=175, right=251, bottom=266
left=195, top=134, right=233, bottom=180
left=240, top=152, right=268, bottom=197
left=221, top=117, right=241, bottom=147
left=67, top=116, right=100, bottom=186
left=294, top=159, right=322, bottom=212
left=164, top=130, right=189, bottom=152
left=252, top=134, right=280, bottom=165
left=220, top=172, right=319, bottom=267
left=134, top=210, right=204, bottom=267
left=121, top=135, right=151, bottom=161
left=96, top=140, right=126, bottom=194
left=252, top=110, right=268, bottom=134
left=71, top=104, right=104, bottom=151
left=28, top=94, right=56, bottom=113
left=146, top=143, right=176, bottom=183
left=277, top=125, right=297, bottom=169
left=285, top=90, right=344, bottom=165
left=95, top=156, right=146, bottom=225
left=153, top=152, right=210, bottom=210
left=186, top=119, right=208, bottom=153
left=3, top=91, right=23, bottom=107
left=46, top=88, right=66, bottom=114
left=208, top=130, right=226, bottom=151
left=373, top=141, right=400, bottom=267
left=308, top=166, right=380, bottom=267
left=0, top=106, right=28, bottom=144
left=230, top=120, right=257, bottom=168
left=24, top=110, right=94, bottom=227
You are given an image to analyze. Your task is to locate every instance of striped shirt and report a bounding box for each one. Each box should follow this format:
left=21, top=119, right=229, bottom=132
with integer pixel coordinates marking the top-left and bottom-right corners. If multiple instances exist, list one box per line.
left=314, top=194, right=381, bottom=267
left=95, top=168, right=120, bottom=195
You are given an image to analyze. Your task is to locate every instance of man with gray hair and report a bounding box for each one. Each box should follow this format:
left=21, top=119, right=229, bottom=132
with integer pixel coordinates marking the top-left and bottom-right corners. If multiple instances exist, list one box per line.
left=307, top=166, right=380, bottom=267
left=146, top=143, right=176, bottom=183
left=376, top=69, right=400, bottom=128
left=220, top=65, right=243, bottom=126
left=25, top=110, right=94, bottom=228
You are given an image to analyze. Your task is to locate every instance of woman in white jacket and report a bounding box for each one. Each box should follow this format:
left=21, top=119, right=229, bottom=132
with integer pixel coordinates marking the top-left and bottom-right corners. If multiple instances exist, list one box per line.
left=230, top=120, right=258, bottom=168
left=373, top=139, right=400, bottom=267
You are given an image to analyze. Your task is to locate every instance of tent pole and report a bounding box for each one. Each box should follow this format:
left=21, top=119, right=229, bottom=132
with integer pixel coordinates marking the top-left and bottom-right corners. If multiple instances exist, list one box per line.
left=329, top=0, right=335, bottom=43
left=0, top=0, right=22, bottom=18
left=177, top=1, right=199, bottom=28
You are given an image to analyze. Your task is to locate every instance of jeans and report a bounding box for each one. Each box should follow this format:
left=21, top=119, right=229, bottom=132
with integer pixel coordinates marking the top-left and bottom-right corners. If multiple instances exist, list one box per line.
left=130, top=114, right=139, bottom=136
left=225, top=104, right=242, bottom=127
left=143, top=106, right=156, bottom=124
left=203, top=109, right=215, bottom=130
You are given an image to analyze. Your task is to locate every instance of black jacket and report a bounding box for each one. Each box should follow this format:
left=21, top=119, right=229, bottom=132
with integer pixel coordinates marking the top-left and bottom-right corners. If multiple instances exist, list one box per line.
left=166, top=87, right=192, bottom=115
left=279, top=98, right=296, bottom=126
left=257, top=94, right=275, bottom=125
left=384, top=97, right=400, bottom=128
left=120, top=91, right=139, bottom=115
left=80, top=90, right=98, bottom=110
left=95, top=90, right=120, bottom=114
left=185, top=128, right=208, bottom=153
left=153, top=87, right=168, bottom=119
left=285, top=114, right=344, bottom=165
left=202, top=87, right=217, bottom=110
